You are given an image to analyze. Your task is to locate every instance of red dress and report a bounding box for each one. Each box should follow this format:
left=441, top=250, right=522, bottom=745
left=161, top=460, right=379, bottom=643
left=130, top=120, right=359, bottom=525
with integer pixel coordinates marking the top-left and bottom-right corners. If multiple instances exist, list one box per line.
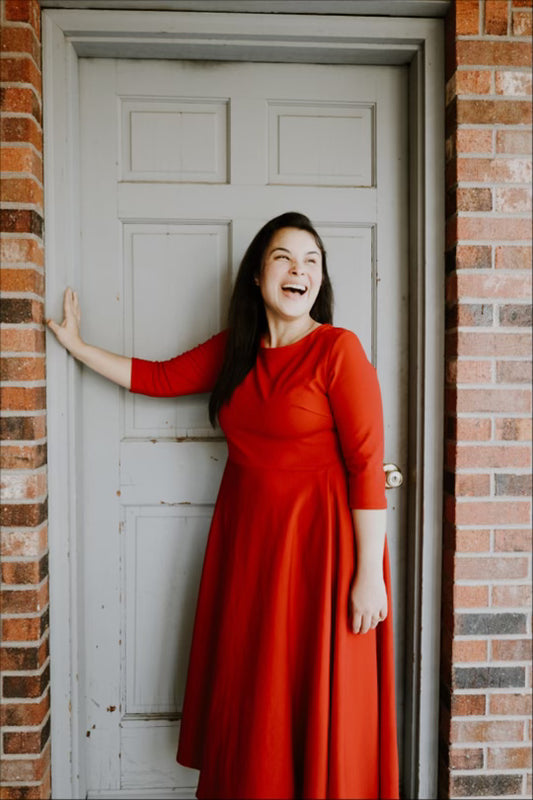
left=130, top=324, right=399, bottom=800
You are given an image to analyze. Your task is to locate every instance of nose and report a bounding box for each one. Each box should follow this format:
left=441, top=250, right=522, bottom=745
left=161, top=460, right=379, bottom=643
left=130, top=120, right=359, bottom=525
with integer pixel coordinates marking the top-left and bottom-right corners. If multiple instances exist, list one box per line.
left=289, top=259, right=305, bottom=274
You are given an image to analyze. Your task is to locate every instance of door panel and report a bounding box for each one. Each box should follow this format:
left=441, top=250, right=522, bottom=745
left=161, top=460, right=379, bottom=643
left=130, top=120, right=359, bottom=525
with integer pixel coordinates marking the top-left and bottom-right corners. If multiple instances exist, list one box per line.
left=79, top=59, right=408, bottom=797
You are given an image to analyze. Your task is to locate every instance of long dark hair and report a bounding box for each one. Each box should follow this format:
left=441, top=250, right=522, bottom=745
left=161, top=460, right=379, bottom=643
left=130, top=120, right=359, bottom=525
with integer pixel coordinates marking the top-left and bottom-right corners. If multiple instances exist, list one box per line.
left=209, top=211, right=333, bottom=425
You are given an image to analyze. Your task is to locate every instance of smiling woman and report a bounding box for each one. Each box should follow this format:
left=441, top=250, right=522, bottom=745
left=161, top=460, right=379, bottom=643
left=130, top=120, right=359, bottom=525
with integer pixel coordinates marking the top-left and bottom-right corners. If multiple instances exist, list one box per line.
left=48, top=211, right=398, bottom=799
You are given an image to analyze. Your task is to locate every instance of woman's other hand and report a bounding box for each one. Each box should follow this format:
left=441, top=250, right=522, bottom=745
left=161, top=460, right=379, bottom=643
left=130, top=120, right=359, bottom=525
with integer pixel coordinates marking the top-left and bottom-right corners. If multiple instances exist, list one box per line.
left=350, top=568, right=388, bottom=635
left=47, top=287, right=84, bottom=355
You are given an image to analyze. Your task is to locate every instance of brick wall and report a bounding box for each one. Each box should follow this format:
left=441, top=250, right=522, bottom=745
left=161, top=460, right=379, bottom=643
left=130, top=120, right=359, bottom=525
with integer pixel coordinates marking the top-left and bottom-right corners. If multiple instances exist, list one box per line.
left=0, top=1, right=531, bottom=798
left=441, top=1, right=532, bottom=798
left=0, top=0, right=51, bottom=798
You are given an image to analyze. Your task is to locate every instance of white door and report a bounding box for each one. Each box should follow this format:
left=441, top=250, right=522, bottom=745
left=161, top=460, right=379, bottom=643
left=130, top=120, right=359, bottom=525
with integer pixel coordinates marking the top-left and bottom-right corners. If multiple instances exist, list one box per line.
left=78, top=59, right=408, bottom=798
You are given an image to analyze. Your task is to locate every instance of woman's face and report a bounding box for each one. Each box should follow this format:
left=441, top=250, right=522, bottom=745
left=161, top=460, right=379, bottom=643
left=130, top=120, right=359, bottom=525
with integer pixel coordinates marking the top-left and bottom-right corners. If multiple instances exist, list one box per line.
left=256, top=227, right=323, bottom=324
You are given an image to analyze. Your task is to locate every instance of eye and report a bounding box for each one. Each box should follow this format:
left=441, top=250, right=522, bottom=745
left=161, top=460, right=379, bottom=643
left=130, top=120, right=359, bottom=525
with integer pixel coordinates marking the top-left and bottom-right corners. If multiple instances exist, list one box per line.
left=275, top=254, right=289, bottom=261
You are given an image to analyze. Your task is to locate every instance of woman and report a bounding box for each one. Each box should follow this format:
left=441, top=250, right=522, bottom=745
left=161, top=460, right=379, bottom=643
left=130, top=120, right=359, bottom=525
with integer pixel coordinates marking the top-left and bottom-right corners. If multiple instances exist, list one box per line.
left=48, top=211, right=399, bottom=800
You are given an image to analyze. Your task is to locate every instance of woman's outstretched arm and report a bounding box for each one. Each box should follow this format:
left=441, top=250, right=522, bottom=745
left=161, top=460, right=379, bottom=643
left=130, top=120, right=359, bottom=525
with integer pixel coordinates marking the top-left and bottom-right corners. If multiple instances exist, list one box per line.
left=47, top=287, right=132, bottom=389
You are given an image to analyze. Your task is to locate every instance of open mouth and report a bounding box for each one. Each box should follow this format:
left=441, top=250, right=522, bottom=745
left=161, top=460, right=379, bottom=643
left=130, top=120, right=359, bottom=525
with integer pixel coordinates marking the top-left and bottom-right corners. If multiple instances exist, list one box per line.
left=281, top=283, right=308, bottom=296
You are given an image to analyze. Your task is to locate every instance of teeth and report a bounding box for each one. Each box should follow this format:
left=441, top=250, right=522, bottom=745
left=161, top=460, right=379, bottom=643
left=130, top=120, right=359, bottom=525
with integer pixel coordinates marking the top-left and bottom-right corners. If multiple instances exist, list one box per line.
left=282, top=284, right=307, bottom=294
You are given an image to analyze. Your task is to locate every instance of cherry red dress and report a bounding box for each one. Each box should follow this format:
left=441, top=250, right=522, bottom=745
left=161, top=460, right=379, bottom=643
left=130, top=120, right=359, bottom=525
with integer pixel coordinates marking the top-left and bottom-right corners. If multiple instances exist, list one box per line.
left=130, top=324, right=399, bottom=800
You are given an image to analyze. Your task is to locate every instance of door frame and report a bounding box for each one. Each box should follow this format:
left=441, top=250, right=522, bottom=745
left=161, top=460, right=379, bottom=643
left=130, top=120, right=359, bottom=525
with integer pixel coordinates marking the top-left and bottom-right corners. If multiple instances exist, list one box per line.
left=43, top=8, right=445, bottom=799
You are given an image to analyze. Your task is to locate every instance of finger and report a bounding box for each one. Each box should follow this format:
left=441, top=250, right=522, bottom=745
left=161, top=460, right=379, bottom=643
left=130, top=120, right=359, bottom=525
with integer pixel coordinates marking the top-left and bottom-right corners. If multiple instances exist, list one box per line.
left=47, top=318, right=59, bottom=335
left=359, top=613, right=371, bottom=635
left=352, top=612, right=362, bottom=635
left=63, top=287, right=73, bottom=319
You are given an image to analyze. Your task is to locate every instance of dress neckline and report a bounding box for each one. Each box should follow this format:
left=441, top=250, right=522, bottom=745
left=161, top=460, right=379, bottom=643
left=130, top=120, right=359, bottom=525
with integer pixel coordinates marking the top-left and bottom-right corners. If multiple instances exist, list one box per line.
left=260, top=324, right=329, bottom=351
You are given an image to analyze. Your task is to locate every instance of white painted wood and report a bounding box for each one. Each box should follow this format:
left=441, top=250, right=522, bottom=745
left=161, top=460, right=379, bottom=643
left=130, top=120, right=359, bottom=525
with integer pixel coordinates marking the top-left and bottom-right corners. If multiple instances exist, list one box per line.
left=41, top=1, right=450, bottom=19
left=122, top=97, right=229, bottom=183
left=44, top=10, right=444, bottom=800
left=78, top=57, right=408, bottom=794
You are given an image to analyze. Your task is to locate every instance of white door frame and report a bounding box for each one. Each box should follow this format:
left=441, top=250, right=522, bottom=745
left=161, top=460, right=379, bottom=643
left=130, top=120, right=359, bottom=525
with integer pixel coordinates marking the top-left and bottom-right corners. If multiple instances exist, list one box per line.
left=43, top=9, right=444, bottom=799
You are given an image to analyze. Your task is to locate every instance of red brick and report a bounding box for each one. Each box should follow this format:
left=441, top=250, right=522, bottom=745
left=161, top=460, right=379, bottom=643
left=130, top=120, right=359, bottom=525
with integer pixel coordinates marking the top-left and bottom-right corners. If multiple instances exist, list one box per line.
left=1, top=616, right=44, bottom=642
left=488, top=746, right=532, bottom=769
left=0, top=269, right=45, bottom=295
left=0, top=444, right=47, bottom=469
left=0, top=298, right=44, bottom=323
left=0, top=501, right=47, bottom=527
left=456, top=187, right=492, bottom=212
left=0, top=177, right=43, bottom=207
left=451, top=719, right=523, bottom=743
left=0, top=415, right=47, bottom=441
left=0, top=357, right=45, bottom=381
left=456, top=156, right=532, bottom=183
left=492, top=583, right=532, bottom=607
left=447, top=301, right=494, bottom=327
left=0, top=526, right=48, bottom=557
left=0, top=57, right=41, bottom=93
left=454, top=418, right=492, bottom=441
left=0, top=470, right=47, bottom=500
left=456, top=529, right=491, bottom=551
left=0, top=583, right=49, bottom=614
left=0, top=743, right=50, bottom=782
left=485, top=0, right=510, bottom=34
left=453, top=583, right=490, bottom=608
left=446, top=359, right=493, bottom=384
left=494, top=245, right=531, bottom=270
left=4, top=0, right=42, bottom=36
left=449, top=70, right=492, bottom=99
left=496, top=359, right=532, bottom=383
left=0, top=327, right=45, bottom=353
left=451, top=693, right=486, bottom=715
left=500, top=303, right=533, bottom=326
left=453, top=245, right=492, bottom=271
left=455, top=0, right=480, bottom=34
left=3, top=721, right=50, bottom=755
left=0, top=209, right=43, bottom=237
left=494, top=528, right=533, bottom=551
left=449, top=748, right=484, bottom=770
left=453, top=500, right=530, bottom=526
left=456, top=98, right=532, bottom=125
left=0, top=86, right=41, bottom=122
left=494, top=186, right=532, bottom=212
left=0, top=26, right=40, bottom=67
left=1, top=554, right=47, bottom=584
left=0, top=387, right=47, bottom=412
left=456, top=388, right=531, bottom=413
left=495, top=417, right=532, bottom=440
left=456, top=216, right=532, bottom=242
left=489, top=693, right=532, bottom=715
left=0, top=638, right=48, bottom=670
left=513, top=9, right=533, bottom=34
left=3, top=664, right=50, bottom=698
left=448, top=442, right=531, bottom=469
left=496, top=129, right=532, bottom=154
left=456, top=331, right=531, bottom=357
left=495, top=69, right=532, bottom=96
left=0, top=147, right=43, bottom=180
left=0, top=694, right=49, bottom=727
left=455, top=554, right=529, bottom=579
left=454, top=129, right=493, bottom=156
left=456, top=40, right=532, bottom=67
left=454, top=473, right=491, bottom=496
left=1, top=237, right=44, bottom=267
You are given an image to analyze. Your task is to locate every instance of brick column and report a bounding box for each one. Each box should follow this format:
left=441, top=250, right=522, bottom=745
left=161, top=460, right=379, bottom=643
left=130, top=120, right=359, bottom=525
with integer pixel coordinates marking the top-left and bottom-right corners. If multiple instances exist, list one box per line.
left=441, top=1, right=532, bottom=798
left=0, top=0, right=51, bottom=798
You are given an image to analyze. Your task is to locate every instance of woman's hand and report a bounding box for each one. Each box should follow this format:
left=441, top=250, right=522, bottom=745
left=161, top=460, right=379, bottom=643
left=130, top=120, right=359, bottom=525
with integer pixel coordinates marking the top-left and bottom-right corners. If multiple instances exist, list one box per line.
left=47, top=287, right=84, bottom=355
left=350, top=568, right=388, bottom=634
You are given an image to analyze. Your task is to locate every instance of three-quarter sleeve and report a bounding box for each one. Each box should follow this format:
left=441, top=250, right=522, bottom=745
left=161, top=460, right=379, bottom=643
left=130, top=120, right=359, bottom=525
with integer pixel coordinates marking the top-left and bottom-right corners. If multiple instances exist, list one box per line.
left=129, top=330, right=228, bottom=397
left=327, top=330, right=386, bottom=509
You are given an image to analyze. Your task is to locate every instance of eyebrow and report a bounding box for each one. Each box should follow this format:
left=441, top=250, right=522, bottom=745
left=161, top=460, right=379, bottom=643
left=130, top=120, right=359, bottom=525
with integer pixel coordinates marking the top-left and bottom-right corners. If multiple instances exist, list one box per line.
left=270, top=246, right=321, bottom=256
